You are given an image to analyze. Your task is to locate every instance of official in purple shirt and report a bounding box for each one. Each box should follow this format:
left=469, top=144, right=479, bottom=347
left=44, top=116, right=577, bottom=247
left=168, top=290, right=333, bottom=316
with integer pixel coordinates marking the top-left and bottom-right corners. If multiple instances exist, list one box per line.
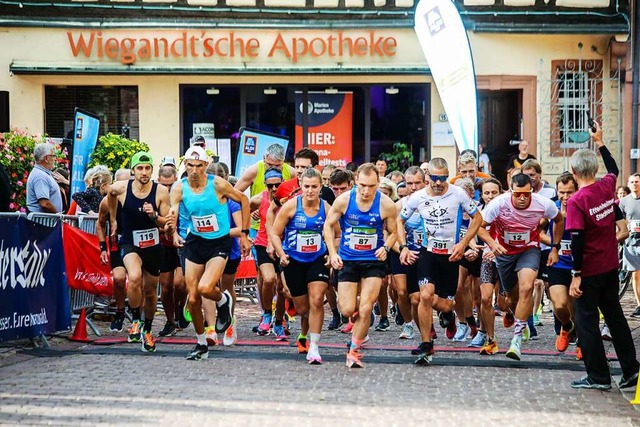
left=566, top=122, right=639, bottom=390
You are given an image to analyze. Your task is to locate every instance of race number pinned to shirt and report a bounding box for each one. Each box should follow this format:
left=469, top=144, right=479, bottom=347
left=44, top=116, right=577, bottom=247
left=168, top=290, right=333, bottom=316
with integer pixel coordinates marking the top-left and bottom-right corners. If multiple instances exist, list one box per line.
left=192, top=214, right=219, bottom=233
left=630, top=220, right=640, bottom=234
left=413, top=230, right=425, bottom=247
left=132, top=228, right=160, bottom=248
left=504, top=230, right=531, bottom=246
left=560, top=239, right=572, bottom=256
left=427, top=238, right=453, bottom=255
left=296, top=231, right=321, bottom=253
left=350, top=227, right=378, bottom=251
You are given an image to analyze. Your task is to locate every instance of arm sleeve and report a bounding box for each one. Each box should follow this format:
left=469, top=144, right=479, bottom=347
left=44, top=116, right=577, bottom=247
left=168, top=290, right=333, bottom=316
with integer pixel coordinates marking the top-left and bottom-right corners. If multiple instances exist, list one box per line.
left=598, top=146, right=619, bottom=177
left=570, top=230, right=584, bottom=271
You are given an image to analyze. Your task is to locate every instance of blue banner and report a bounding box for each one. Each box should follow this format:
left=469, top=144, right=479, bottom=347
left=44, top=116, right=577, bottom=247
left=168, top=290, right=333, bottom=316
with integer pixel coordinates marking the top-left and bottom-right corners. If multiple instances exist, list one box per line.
left=0, top=216, right=71, bottom=342
left=71, top=108, right=101, bottom=195
left=234, top=127, right=289, bottom=177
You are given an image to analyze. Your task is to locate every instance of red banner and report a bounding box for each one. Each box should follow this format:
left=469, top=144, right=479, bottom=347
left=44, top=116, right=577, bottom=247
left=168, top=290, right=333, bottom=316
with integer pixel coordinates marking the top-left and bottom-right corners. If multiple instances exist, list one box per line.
left=295, top=92, right=353, bottom=168
left=235, top=251, right=258, bottom=280
left=62, top=223, right=113, bottom=296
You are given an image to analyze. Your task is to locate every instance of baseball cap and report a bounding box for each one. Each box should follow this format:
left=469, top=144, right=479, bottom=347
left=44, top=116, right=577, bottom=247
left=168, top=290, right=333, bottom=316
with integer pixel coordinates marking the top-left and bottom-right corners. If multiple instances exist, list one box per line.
left=160, top=156, right=176, bottom=167
left=130, top=151, right=154, bottom=169
left=184, top=146, right=208, bottom=162
left=191, top=135, right=206, bottom=147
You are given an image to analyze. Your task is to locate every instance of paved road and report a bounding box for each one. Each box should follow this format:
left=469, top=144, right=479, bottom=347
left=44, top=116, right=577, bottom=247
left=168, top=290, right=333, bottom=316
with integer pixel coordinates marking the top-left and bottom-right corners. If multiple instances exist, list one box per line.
left=1, top=292, right=639, bottom=426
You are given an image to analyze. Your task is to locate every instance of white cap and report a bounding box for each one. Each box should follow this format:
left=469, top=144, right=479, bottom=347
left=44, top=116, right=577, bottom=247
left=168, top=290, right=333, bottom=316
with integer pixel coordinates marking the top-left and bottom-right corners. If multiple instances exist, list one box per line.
left=160, top=156, right=176, bottom=167
left=184, top=146, right=208, bottom=162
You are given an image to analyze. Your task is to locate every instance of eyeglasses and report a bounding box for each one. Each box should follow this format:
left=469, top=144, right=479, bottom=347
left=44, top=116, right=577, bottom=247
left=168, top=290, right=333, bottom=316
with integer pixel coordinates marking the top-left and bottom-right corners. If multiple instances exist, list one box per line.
left=429, top=174, right=449, bottom=183
left=512, top=190, right=532, bottom=199
left=266, top=183, right=281, bottom=189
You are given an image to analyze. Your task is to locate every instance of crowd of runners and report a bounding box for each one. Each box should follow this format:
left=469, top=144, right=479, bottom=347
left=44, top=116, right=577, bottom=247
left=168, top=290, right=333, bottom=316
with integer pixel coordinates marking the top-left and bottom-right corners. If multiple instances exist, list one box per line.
left=90, top=122, right=639, bottom=389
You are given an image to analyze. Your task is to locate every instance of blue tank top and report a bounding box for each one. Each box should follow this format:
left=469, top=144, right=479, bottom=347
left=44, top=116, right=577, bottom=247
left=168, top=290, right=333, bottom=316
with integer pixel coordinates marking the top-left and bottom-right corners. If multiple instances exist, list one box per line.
left=182, top=175, right=230, bottom=239
left=401, top=197, right=424, bottom=251
left=228, top=199, right=241, bottom=260
left=178, top=201, right=189, bottom=240
left=550, top=200, right=573, bottom=270
left=119, top=180, right=160, bottom=248
left=339, top=189, right=385, bottom=261
left=283, top=197, right=327, bottom=263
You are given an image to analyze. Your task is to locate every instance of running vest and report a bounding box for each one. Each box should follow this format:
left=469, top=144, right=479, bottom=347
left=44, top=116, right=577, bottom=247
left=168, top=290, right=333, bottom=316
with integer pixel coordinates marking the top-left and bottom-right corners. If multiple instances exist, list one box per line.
left=181, top=175, right=230, bottom=239
left=401, top=197, right=424, bottom=251
left=550, top=200, right=573, bottom=270
left=339, top=189, right=385, bottom=261
left=255, top=189, right=271, bottom=247
left=283, top=196, right=327, bottom=263
left=119, top=180, right=160, bottom=248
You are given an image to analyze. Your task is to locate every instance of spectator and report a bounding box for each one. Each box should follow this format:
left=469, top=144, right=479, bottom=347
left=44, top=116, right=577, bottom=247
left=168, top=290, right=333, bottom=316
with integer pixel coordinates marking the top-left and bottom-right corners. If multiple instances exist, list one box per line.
left=375, top=158, right=388, bottom=177
left=616, top=185, right=630, bottom=202
left=72, top=169, right=112, bottom=215
left=479, top=144, right=492, bottom=174
left=26, top=142, right=63, bottom=213
left=506, top=140, right=535, bottom=174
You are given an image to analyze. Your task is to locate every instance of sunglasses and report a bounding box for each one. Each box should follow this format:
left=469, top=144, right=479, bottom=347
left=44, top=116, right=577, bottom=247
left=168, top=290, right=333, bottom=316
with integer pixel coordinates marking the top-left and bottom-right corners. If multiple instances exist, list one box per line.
left=512, top=190, right=532, bottom=199
left=266, top=183, right=281, bottom=189
left=429, top=174, right=449, bottom=183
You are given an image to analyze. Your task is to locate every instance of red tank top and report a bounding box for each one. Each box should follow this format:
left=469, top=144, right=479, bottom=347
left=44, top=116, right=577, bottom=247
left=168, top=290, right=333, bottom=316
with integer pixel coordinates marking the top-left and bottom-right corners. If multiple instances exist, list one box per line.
left=255, top=190, right=271, bottom=247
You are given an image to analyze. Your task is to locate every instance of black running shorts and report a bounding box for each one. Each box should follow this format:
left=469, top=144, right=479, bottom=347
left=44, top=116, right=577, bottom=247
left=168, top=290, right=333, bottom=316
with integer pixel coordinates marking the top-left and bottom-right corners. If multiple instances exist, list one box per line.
left=283, top=256, right=330, bottom=297
left=121, top=244, right=163, bottom=277
left=337, top=260, right=387, bottom=283
left=184, top=234, right=231, bottom=265
left=417, top=249, right=459, bottom=300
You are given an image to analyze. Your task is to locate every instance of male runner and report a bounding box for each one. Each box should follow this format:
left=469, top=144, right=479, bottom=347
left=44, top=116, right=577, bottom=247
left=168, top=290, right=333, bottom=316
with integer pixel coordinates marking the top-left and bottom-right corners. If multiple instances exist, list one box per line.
left=399, top=158, right=482, bottom=365
left=324, top=163, right=398, bottom=368
left=108, top=153, right=170, bottom=352
left=620, top=173, right=640, bottom=317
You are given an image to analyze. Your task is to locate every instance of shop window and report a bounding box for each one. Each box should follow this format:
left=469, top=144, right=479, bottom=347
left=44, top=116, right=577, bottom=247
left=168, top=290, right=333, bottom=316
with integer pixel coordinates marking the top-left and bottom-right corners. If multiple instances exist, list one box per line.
left=44, top=86, right=139, bottom=141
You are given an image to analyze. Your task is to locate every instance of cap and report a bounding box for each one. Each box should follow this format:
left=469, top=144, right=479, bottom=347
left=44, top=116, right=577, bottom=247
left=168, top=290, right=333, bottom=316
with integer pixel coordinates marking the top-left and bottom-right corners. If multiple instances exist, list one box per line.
left=160, top=156, right=176, bottom=167
left=191, top=135, right=206, bottom=146
left=130, top=151, right=154, bottom=169
left=184, top=146, right=208, bottom=162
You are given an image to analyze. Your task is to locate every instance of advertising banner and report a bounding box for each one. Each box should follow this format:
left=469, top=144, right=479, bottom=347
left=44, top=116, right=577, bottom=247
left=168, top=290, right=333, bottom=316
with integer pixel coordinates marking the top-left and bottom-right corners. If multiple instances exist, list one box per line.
left=63, top=223, right=114, bottom=297
left=234, top=127, right=289, bottom=177
left=294, top=92, right=353, bottom=168
left=0, top=216, right=71, bottom=342
left=70, top=108, right=101, bottom=195
left=415, top=0, right=478, bottom=154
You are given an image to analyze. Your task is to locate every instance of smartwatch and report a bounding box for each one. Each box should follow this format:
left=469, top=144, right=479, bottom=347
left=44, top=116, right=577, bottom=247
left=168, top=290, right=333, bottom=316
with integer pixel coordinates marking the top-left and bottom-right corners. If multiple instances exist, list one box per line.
left=552, top=243, right=561, bottom=250
left=571, top=270, right=581, bottom=278
left=383, top=245, right=390, bottom=253
left=241, top=229, right=250, bottom=235
left=399, top=244, right=408, bottom=252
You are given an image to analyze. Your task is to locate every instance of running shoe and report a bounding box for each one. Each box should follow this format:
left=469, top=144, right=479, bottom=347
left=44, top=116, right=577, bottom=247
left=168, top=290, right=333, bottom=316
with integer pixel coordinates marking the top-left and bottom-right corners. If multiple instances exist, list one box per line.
left=395, top=306, right=404, bottom=326
left=414, top=341, right=435, bottom=366
left=373, top=303, right=380, bottom=316
left=630, top=306, right=640, bottom=318
left=297, top=335, right=309, bottom=354
left=158, top=321, right=177, bottom=337
left=494, top=304, right=502, bottom=316
left=205, top=326, right=218, bottom=346
left=453, top=323, right=470, bottom=342
left=346, top=348, right=364, bottom=368
left=468, top=323, right=479, bottom=339
left=284, top=314, right=292, bottom=336
left=522, top=324, right=530, bottom=342
left=374, top=317, right=390, bottom=332
left=399, top=323, right=415, bottom=340
left=307, top=346, right=322, bottom=365
left=533, top=314, right=543, bottom=326
left=340, top=321, right=354, bottom=334
left=274, top=323, right=287, bottom=341
left=370, top=311, right=375, bottom=327
left=505, top=335, right=523, bottom=361
left=445, top=320, right=457, bottom=340
left=127, top=320, right=142, bottom=343
left=141, top=331, right=156, bottom=353
left=556, top=325, right=571, bottom=352
left=177, top=308, right=190, bottom=330
left=570, top=376, right=611, bottom=390
left=468, top=331, right=487, bottom=348
left=503, top=311, right=515, bottom=328
left=438, top=311, right=447, bottom=329
left=362, top=334, right=371, bottom=345
left=110, top=311, right=125, bottom=332
left=215, top=290, right=234, bottom=333
left=618, top=372, right=639, bottom=389
left=186, top=344, right=209, bottom=361
left=410, top=345, right=421, bottom=355
left=223, top=317, right=237, bottom=346
left=575, top=346, right=583, bottom=361
left=601, top=324, right=612, bottom=341
left=328, top=315, right=342, bottom=331
left=480, top=339, right=499, bottom=355
left=257, top=313, right=272, bottom=336
left=430, top=325, right=438, bottom=340
left=183, top=297, right=192, bottom=323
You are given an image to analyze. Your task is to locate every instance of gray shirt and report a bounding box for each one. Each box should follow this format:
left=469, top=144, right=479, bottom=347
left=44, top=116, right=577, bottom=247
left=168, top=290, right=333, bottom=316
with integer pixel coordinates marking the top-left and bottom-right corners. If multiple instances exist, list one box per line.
left=26, top=164, right=63, bottom=213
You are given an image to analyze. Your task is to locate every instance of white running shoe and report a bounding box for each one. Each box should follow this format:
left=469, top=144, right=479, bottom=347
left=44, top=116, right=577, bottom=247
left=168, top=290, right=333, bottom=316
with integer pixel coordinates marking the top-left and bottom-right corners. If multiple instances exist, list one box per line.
left=453, top=323, right=470, bottom=342
left=505, top=335, right=523, bottom=361
left=307, top=345, right=322, bottom=365
left=468, top=330, right=487, bottom=348
left=399, top=323, right=415, bottom=340
left=223, top=316, right=237, bottom=346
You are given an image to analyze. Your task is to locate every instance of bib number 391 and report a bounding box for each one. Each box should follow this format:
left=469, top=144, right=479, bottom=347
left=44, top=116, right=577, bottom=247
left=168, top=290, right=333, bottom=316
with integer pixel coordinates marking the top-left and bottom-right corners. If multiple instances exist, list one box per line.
left=427, top=238, right=453, bottom=255
left=133, top=228, right=160, bottom=248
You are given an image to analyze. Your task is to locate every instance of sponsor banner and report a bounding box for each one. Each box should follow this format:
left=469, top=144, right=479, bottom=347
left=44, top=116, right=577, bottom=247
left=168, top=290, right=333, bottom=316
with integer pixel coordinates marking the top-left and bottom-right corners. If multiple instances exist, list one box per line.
left=294, top=92, right=353, bottom=168
left=415, top=0, right=478, bottom=154
left=0, top=216, right=71, bottom=342
left=71, top=108, right=101, bottom=195
left=234, top=127, right=289, bottom=177
left=62, top=223, right=114, bottom=296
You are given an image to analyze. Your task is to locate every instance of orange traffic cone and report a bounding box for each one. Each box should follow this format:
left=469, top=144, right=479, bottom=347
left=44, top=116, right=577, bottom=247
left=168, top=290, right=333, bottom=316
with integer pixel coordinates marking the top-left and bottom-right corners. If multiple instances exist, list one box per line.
left=68, top=308, right=91, bottom=343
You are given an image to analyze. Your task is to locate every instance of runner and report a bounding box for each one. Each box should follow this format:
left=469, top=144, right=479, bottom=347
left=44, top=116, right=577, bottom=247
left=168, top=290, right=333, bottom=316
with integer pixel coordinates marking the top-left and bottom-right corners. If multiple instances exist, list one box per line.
left=477, top=173, right=564, bottom=361
left=620, top=173, right=640, bottom=318
left=324, top=163, right=398, bottom=368
left=398, top=158, right=482, bottom=365
left=270, top=168, right=337, bottom=364
left=107, top=152, right=170, bottom=352
left=166, top=146, right=251, bottom=360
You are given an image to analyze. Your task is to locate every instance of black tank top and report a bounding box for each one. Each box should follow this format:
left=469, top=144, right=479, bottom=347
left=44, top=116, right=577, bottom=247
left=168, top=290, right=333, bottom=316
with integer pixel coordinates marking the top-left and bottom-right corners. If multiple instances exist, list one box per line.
left=119, top=180, right=160, bottom=247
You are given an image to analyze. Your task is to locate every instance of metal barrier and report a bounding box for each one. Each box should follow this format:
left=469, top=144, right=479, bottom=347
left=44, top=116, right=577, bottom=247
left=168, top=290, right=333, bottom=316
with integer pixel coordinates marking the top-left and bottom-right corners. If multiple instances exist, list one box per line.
left=235, top=278, right=258, bottom=304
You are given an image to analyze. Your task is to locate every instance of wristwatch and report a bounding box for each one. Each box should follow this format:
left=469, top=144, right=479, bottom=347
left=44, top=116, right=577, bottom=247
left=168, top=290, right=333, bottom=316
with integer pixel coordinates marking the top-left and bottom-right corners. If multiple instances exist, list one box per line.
left=552, top=243, right=561, bottom=250
left=399, top=244, right=408, bottom=251
left=571, top=270, right=582, bottom=278
left=241, top=229, right=250, bottom=235
left=383, top=245, right=390, bottom=253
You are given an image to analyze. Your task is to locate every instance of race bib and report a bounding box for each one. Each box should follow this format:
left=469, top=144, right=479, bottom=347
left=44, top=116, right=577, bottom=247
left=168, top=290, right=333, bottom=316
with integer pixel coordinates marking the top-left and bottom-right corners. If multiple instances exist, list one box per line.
left=412, top=230, right=425, bottom=247
left=630, top=220, right=640, bottom=234
left=191, top=214, right=219, bottom=233
left=132, top=228, right=160, bottom=248
left=296, top=231, right=321, bottom=253
left=459, top=227, right=468, bottom=240
left=350, top=229, right=378, bottom=251
left=504, top=230, right=531, bottom=246
left=427, top=238, right=453, bottom=255
left=560, top=239, right=572, bottom=256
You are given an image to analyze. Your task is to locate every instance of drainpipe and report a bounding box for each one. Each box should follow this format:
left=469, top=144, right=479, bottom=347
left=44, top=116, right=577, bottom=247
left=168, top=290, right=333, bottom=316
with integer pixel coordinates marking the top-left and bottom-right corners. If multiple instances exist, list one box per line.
left=632, top=0, right=639, bottom=173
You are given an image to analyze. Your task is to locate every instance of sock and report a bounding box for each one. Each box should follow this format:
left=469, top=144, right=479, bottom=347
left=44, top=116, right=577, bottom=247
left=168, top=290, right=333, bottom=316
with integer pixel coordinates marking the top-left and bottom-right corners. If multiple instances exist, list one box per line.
left=466, top=316, right=477, bottom=328
left=514, top=318, right=527, bottom=336
left=131, top=307, right=141, bottom=321
left=196, top=333, right=207, bottom=346
left=216, top=292, right=228, bottom=307
left=350, top=337, right=363, bottom=350
left=309, top=332, right=321, bottom=348
left=332, top=308, right=340, bottom=317
left=144, top=318, right=153, bottom=333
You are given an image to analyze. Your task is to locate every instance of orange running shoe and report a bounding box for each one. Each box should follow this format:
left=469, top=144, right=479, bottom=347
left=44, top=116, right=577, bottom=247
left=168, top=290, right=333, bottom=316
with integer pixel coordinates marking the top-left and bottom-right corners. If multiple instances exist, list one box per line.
left=346, top=348, right=364, bottom=368
left=297, top=335, right=309, bottom=354
left=556, top=327, right=571, bottom=352
left=503, top=311, right=515, bottom=328
left=575, top=346, right=583, bottom=361
left=480, top=339, right=499, bottom=355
